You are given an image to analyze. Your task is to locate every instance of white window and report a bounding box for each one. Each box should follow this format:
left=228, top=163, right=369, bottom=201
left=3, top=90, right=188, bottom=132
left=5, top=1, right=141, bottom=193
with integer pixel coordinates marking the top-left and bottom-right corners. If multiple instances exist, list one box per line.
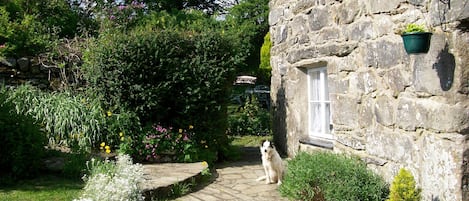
left=308, top=67, right=332, bottom=140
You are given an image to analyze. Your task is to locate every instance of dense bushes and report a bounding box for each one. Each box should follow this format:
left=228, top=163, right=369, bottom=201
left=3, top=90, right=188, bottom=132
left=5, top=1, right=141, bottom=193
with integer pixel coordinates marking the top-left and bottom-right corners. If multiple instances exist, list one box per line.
left=83, top=23, right=240, bottom=161
left=0, top=88, right=47, bottom=182
left=227, top=95, right=271, bottom=136
left=0, top=0, right=96, bottom=57
left=280, top=152, right=389, bottom=201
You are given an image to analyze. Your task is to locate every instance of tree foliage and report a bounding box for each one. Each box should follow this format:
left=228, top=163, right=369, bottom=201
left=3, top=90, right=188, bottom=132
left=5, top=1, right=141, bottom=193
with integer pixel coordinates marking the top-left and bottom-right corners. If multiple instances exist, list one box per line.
left=0, top=0, right=96, bottom=57
left=222, top=0, right=269, bottom=81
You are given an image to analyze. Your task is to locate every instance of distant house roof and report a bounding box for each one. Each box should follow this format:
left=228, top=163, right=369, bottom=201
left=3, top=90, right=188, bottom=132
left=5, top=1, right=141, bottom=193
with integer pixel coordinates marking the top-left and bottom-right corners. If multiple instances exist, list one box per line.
left=234, top=75, right=257, bottom=85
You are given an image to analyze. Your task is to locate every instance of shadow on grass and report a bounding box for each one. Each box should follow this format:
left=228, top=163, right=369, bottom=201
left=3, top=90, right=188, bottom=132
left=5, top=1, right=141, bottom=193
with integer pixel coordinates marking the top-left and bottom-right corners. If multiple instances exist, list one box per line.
left=0, top=173, right=84, bottom=201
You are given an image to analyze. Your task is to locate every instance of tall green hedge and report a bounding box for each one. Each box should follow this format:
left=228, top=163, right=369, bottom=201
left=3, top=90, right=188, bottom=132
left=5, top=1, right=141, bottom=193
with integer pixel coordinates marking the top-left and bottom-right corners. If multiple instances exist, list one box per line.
left=83, top=26, right=240, bottom=160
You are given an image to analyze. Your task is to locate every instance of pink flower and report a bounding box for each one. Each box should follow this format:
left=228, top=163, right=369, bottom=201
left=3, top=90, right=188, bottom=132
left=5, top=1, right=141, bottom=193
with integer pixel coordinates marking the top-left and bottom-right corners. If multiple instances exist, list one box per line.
left=0, top=44, right=5, bottom=48
left=118, top=5, right=126, bottom=10
left=183, top=135, right=190, bottom=141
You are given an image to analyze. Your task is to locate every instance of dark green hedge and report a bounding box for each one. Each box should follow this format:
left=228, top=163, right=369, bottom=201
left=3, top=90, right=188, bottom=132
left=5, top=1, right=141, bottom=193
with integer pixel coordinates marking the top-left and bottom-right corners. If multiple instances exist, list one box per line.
left=0, top=89, right=47, bottom=183
left=83, top=27, right=240, bottom=160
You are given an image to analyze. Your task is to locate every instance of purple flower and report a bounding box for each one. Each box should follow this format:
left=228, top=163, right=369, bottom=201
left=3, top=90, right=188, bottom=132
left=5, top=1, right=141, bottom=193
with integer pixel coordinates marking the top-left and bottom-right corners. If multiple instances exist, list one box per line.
left=183, top=135, right=190, bottom=141
left=118, top=5, right=126, bottom=10
left=109, top=15, right=116, bottom=20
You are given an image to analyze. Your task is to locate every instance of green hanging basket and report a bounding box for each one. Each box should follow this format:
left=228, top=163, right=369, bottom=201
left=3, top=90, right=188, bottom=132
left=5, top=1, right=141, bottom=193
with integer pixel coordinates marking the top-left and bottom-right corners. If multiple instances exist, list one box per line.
left=401, top=32, right=432, bottom=54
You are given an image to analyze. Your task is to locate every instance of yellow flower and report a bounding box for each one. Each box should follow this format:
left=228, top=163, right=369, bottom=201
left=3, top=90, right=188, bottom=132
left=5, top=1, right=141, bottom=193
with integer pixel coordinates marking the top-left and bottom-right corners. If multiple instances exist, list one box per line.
left=189, top=125, right=194, bottom=129
left=205, top=145, right=208, bottom=148
left=201, top=161, right=208, bottom=167
left=107, top=111, right=112, bottom=117
left=100, top=142, right=105, bottom=147
left=119, top=132, right=124, bottom=137
left=105, top=149, right=111, bottom=154
left=179, top=128, right=183, bottom=133
left=105, top=145, right=110, bottom=150
left=121, top=137, right=125, bottom=141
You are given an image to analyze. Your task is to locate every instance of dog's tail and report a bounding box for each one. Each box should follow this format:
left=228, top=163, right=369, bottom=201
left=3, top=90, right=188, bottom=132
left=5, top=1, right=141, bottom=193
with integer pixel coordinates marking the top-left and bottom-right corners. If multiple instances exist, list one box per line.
left=256, top=175, right=267, bottom=182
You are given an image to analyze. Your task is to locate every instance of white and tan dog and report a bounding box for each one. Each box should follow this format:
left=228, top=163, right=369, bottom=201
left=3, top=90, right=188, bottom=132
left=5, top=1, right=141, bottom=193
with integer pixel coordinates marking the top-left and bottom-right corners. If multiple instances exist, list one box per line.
left=256, top=140, right=284, bottom=185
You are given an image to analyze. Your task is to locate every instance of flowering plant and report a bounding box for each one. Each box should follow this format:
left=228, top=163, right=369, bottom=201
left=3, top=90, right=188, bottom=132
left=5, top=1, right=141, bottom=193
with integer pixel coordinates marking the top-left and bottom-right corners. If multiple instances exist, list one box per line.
left=75, top=154, right=144, bottom=201
left=135, top=124, right=197, bottom=163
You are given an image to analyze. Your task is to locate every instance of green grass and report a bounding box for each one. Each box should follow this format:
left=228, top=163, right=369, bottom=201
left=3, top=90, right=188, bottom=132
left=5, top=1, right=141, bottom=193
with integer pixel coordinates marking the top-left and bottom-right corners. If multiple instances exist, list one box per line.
left=0, top=174, right=83, bottom=201
left=230, top=135, right=272, bottom=147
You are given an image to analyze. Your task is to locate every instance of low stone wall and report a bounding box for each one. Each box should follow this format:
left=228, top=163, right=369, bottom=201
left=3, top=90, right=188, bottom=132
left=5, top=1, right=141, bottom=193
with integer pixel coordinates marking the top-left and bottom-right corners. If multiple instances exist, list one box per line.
left=269, top=0, right=469, bottom=200
left=1, top=57, right=64, bottom=90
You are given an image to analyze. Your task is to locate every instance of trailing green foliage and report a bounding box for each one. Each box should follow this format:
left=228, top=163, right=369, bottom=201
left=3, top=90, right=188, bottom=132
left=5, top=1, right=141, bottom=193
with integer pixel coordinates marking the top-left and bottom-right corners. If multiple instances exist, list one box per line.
left=83, top=21, right=241, bottom=160
left=5, top=84, right=140, bottom=151
left=387, top=168, right=421, bottom=201
left=0, top=88, right=47, bottom=183
left=280, top=152, right=389, bottom=201
left=402, top=23, right=427, bottom=34
left=228, top=95, right=271, bottom=136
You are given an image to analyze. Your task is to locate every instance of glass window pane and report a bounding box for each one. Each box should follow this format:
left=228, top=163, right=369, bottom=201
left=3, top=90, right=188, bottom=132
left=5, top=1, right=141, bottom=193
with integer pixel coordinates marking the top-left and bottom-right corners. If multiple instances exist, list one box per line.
left=310, top=103, right=321, bottom=133
left=309, top=71, right=320, bottom=101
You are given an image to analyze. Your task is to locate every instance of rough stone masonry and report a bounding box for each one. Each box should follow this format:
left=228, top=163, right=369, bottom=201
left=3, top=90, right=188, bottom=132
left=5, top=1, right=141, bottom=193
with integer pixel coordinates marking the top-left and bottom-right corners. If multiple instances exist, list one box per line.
left=269, top=0, right=469, bottom=200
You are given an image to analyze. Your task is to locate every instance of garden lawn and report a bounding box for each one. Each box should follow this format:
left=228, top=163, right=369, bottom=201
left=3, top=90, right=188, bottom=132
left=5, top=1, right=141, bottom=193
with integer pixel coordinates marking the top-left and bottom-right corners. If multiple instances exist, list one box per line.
left=230, top=135, right=272, bottom=147
left=0, top=174, right=83, bottom=201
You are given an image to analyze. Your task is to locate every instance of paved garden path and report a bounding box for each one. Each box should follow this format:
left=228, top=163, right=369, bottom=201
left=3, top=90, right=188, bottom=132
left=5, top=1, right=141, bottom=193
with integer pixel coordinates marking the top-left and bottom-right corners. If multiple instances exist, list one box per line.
left=175, top=147, right=287, bottom=201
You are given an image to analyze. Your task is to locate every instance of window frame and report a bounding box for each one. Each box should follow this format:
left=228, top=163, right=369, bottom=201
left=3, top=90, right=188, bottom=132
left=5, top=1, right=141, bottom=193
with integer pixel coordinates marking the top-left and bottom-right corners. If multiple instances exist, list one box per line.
left=307, top=67, right=333, bottom=140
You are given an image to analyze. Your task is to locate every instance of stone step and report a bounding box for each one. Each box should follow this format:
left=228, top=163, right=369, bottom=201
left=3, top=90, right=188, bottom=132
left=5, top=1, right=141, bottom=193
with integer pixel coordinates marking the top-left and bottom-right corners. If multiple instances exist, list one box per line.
left=139, top=162, right=208, bottom=201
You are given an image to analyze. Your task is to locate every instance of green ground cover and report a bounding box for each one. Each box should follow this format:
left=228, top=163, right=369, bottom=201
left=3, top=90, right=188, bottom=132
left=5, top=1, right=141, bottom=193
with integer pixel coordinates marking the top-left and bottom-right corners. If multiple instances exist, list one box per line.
left=0, top=175, right=83, bottom=201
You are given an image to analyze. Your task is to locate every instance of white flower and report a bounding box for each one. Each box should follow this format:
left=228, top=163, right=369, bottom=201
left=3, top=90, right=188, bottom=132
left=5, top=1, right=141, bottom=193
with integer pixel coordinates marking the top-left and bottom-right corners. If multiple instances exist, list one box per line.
left=76, top=154, right=145, bottom=201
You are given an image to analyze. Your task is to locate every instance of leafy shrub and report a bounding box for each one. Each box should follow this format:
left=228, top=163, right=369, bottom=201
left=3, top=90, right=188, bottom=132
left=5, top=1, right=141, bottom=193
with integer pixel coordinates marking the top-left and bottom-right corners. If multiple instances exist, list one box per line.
left=0, top=88, right=47, bottom=182
left=280, top=152, right=389, bottom=201
left=387, top=168, right=421, bottom=201
left=6, top=84, right=140, bottom=151
left=83, top=20, right=241, bottom=160
left=75, top=154, right=144, bottom=201
left=228, top=95, right=271, bottom=136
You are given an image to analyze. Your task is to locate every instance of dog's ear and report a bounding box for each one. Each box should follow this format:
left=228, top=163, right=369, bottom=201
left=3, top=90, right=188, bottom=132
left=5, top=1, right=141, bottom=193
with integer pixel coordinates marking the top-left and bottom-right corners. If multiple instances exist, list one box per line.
left=260, top=139, right=266, bottom=147
left=270, top=141, right=275, bottom=149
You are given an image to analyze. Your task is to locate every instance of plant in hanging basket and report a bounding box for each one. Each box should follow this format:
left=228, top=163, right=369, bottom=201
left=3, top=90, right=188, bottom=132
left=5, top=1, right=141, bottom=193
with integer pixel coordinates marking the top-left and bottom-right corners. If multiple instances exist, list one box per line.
left=400, top=23, right=432, bottom=54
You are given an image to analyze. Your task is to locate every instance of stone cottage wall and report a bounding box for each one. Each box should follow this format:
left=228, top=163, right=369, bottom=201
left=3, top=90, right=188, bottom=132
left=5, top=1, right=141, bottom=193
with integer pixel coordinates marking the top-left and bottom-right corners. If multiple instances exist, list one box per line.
left=269, top=0, right=469, bottom=200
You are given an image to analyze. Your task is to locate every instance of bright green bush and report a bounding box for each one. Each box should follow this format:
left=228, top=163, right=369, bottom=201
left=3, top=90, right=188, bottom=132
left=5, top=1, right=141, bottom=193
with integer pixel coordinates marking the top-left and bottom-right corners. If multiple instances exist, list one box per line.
left=280, top=152, right=389, bottom=201
left=258, top=32, right=271, bottom=84
left=0, top=88, right=47, bottom=182
left=83, top=20, right=241, bottom=160
left=387, top=168, right=421, bottom=201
